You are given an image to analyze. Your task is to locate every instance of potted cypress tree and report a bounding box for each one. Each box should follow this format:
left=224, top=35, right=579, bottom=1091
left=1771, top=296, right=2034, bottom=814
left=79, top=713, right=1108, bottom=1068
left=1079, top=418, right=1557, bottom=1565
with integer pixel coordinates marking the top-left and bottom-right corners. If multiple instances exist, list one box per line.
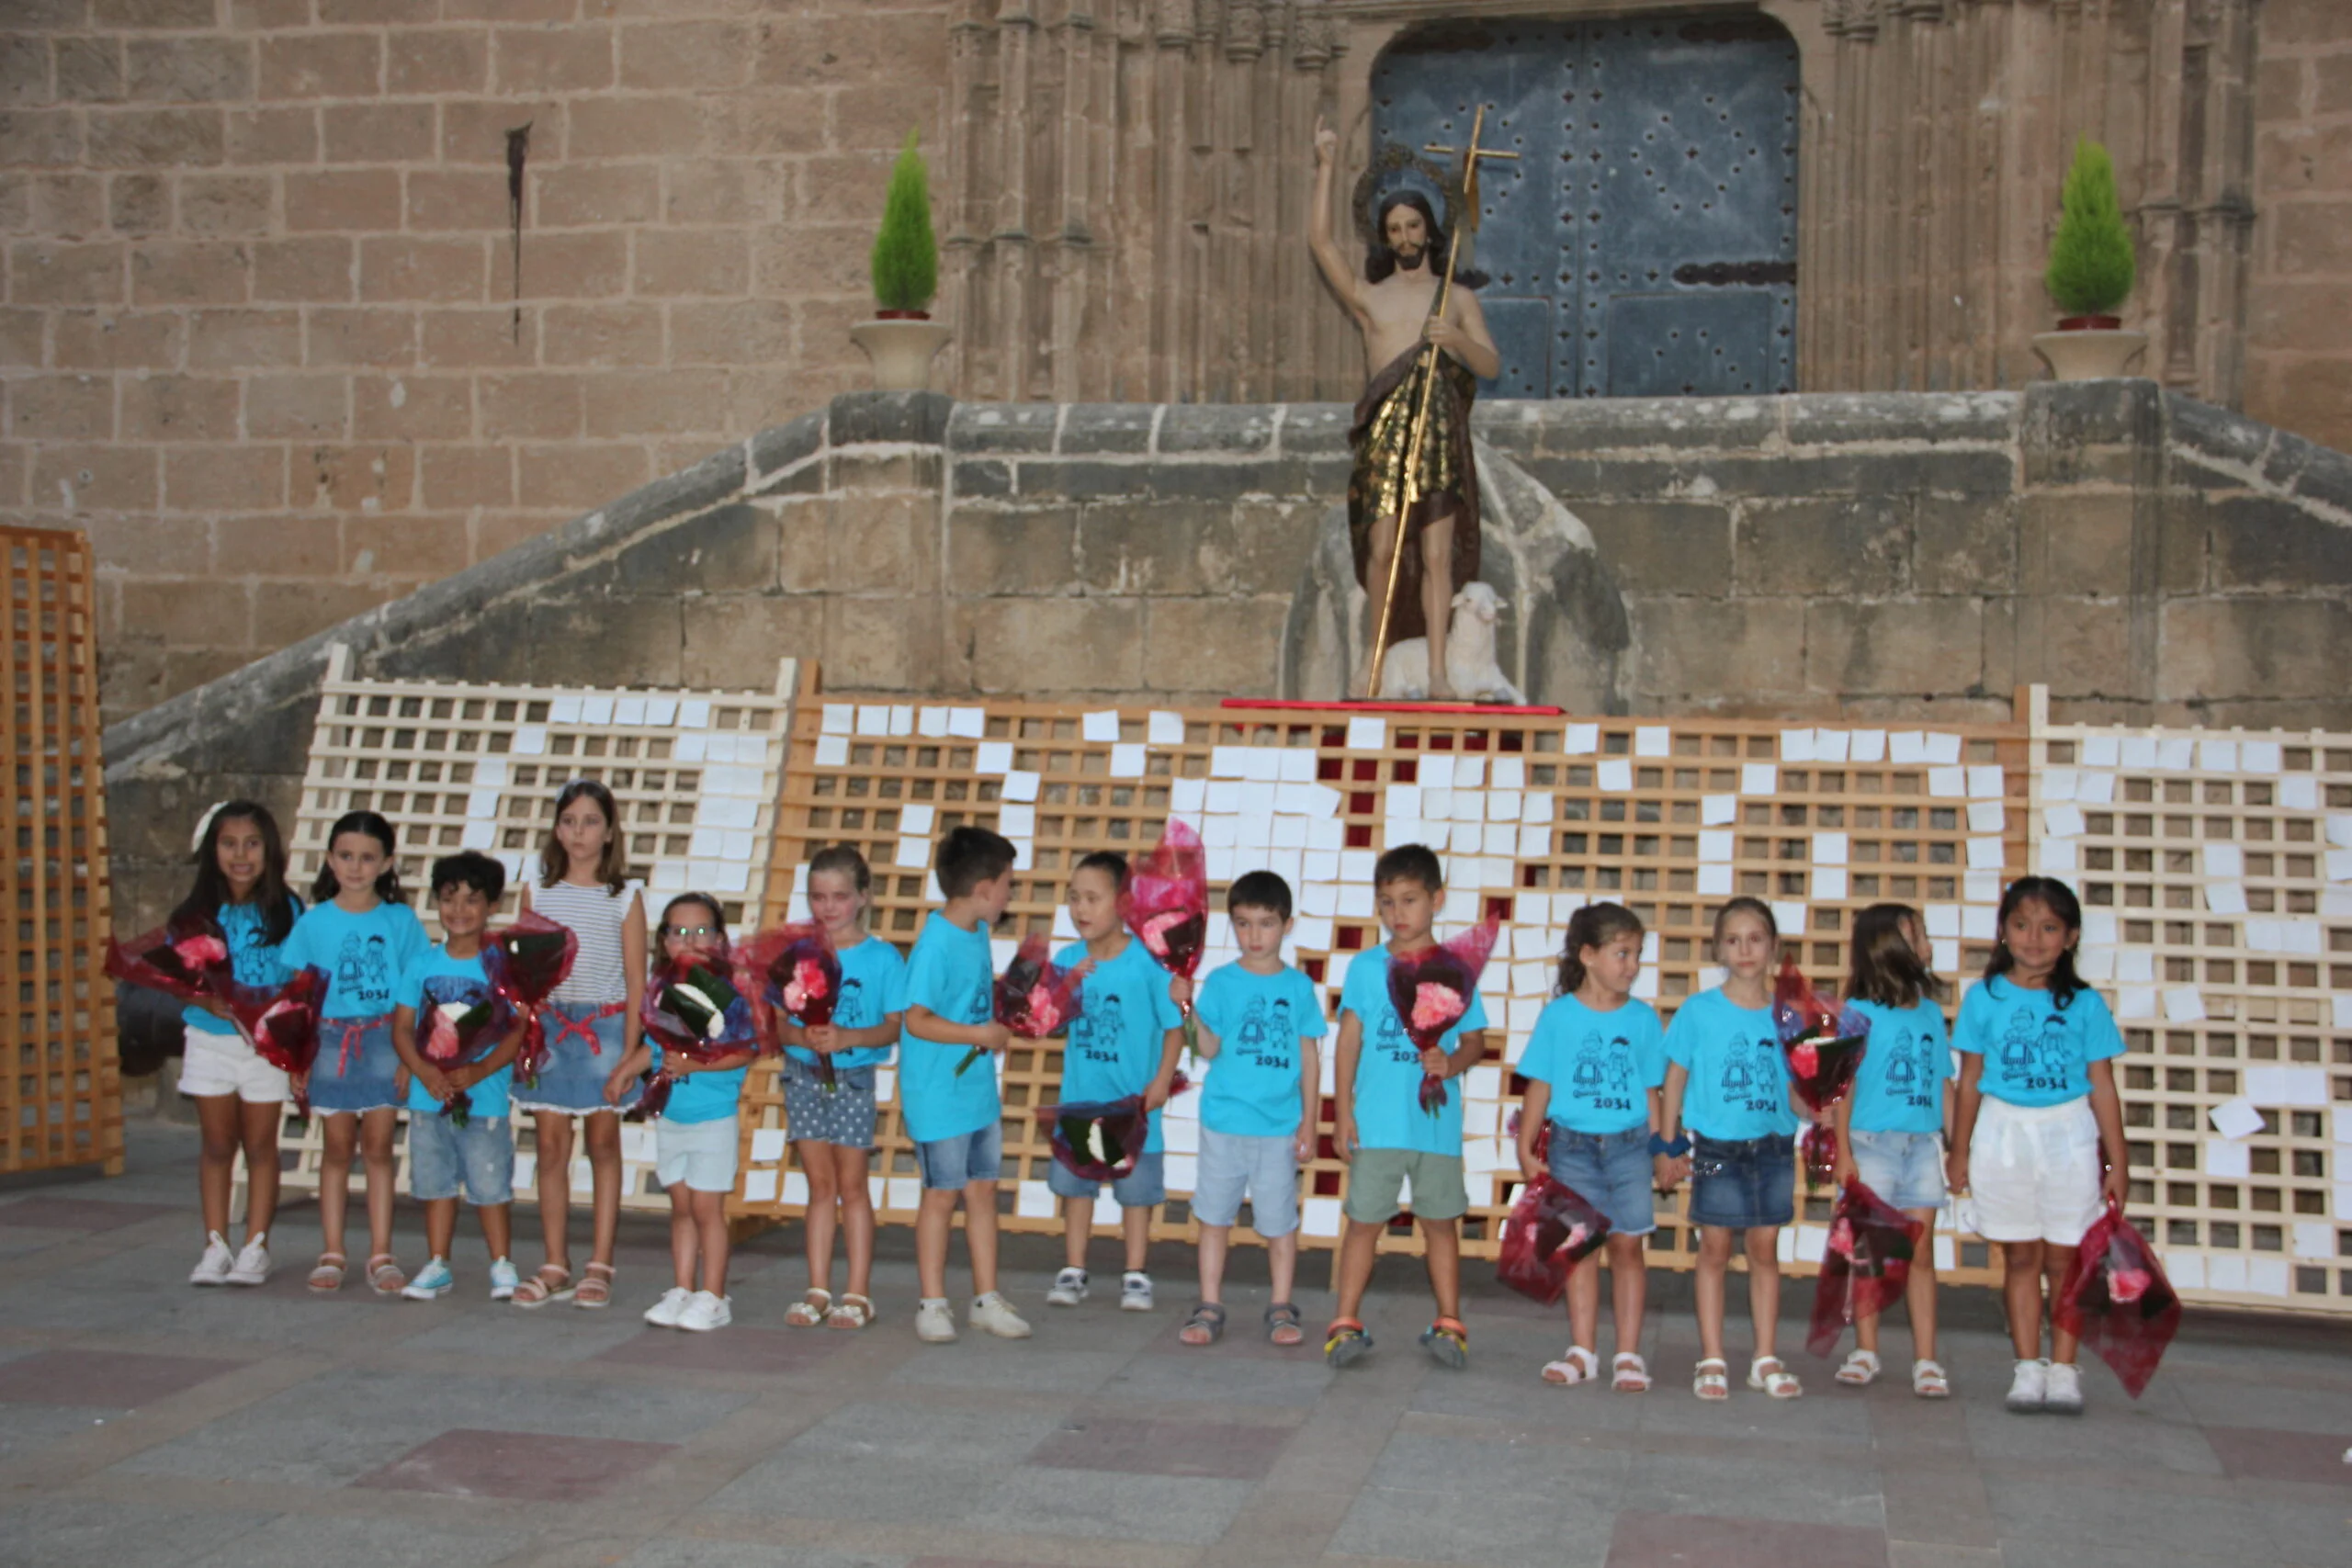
left=2031, top=138, right=2147, bottom=380
left=849, top=129, right=952, bottom=391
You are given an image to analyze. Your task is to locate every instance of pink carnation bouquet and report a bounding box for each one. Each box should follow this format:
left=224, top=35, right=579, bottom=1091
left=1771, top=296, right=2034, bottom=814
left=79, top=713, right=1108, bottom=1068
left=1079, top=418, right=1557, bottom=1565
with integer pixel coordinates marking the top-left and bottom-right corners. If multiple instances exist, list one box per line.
left=486, top=910, right=578, bottom=1085
left=1496, top=1170, right=1613, bottom=1305
left=2055, top=1200, right=2181, bottom=1399
left=962, top=932, right=1084, bottom=1077
left=415, top=976, right=516, bottom=1128
left=1385, top=918, right=1500, bottom=1117
left=106, top=919, right=238, bottom=1011
left=1771, top=956, right=1871, bottom=1189
left=1124, top=819, right=1208, bottom=1054
left=742, top=924, right=844, bottom=1091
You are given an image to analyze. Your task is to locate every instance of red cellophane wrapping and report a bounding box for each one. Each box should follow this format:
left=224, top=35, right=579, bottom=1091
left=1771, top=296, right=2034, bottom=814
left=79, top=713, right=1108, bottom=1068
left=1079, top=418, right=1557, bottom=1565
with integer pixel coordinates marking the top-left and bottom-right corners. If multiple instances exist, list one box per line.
left=2054, top=1201, right=2181, bottom=1399
left=105, top=919, right=236, bottom=1008
left=1771, top=956, right=1871, bottom=1189
left=221, top=965, right=329, bottom=1112
left=1806, top=1178, right=1926, bottom=1357
left=632, top=956, right=759, bottom=1120
left=1038, top=1096, right=1151, bottom=1183
left=1125, top=819, right=1208, bottom=1004
left=1497, top=1171, right=1613, bottom=1305
left=487, top=910, right=579, bottom=1081
left=741, top=924, right=843, bottom=1087
left=960, top=931, right=1085, bottom=1077
left=1386, top=919, right=1500, bottom=1117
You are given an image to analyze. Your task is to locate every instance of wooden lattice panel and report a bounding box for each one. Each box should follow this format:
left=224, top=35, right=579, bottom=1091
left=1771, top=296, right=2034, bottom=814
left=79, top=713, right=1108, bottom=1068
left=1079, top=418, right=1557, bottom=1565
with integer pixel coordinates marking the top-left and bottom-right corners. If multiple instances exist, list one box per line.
left=2, top=526, right=119, bottom=1175
left=264, top=649, right=804, bottom=1213
left=733, top=679, right=2022, bottom=1288
left=2027, top=689, right=2352, bottom=1315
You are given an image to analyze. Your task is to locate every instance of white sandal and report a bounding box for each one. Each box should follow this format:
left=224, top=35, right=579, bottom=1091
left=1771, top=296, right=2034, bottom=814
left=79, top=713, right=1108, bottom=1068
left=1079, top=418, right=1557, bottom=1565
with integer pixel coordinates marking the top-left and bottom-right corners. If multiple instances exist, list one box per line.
left=1912, top=1359, right=1951, bottom=1399
left=1611, top=1352, right=1652, bottom=1393
left=1836, top=1348, right=1882, bottom=1386
left=1748, top=1355, right=1804, bottom=1399
left=784, top=1287, right=831, bottom=1328
left=1692, top=1357, right=1730, bottom=1401
left=1541, top=1345, right=1600, bottom=1385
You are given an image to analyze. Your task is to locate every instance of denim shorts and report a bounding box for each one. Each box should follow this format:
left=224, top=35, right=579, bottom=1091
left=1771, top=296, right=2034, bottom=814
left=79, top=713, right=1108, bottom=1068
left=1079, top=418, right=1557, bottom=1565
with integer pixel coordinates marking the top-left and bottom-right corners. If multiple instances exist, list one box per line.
left=655, top=1113, right=740, bottom=1193
left=783, top=1058, right=878, bottom=1150
left=1546, top=1123, right=1658, bottom=1238
left=914, top=1120, right=1003, bottom=1190
left=1850, top=1128, right=1948, bottom=1212
left=513, top=1002, right=637, bottom=1115
left=407, top=1113, right=514, bottom=1206
left=1191, top=1128, right=1299, bottom=1235
left=1688, top=1131, right=1797, bottom=1230
left=308, top=1015, right=400, bottom=1114
left=1048, top=1145, right=1167, bottom=1208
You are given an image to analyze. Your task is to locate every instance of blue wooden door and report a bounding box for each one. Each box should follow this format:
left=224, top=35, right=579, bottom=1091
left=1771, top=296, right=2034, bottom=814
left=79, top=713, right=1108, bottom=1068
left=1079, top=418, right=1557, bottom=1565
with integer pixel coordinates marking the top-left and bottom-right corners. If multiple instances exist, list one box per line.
left=1370, top=14, right=1799, bottom=399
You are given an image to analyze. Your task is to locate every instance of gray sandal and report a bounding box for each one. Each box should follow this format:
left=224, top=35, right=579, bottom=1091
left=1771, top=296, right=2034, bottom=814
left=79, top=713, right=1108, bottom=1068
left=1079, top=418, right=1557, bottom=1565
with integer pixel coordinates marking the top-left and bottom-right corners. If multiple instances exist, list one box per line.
left=1180, top=1302, right=1227, bottom=1346
left=1264, top=1301, right=1304, bottom=1345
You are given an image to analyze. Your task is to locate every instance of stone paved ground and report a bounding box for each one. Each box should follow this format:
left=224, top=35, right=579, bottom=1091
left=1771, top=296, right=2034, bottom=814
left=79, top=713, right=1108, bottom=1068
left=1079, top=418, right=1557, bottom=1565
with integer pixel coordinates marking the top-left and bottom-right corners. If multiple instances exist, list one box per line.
left=1, top=1126, right=2346, bottom=1568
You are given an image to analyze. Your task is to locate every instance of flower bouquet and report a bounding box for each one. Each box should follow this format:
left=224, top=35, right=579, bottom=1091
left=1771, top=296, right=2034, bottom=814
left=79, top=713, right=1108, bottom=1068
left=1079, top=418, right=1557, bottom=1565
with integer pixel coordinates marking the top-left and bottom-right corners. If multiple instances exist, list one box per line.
left=106, top=919, right=237, bottom=1010
left=2054, top=1200, right=2181, bottom=1399
left=1771, top=955, right=1871, bottom=1189
left=1805, top=1178, right=1925, bottom=1357
left=416, top=976, right=517, bottom=1128
left=959, top=931, right=1083, bottom=1077
left=1038, top=1097, right=1150, bottom=1184
left=634, top=958, right=759, bottom=1120
left=1386, top=919, right=1500, bottom=1117
left=240, top=965, right=329, bottom=1112
left=743, top=924, right=844, bottom=1090
left=1125, top=819, right=1208, bottom=1053
left=487, top=910, right=579, bottom=1084
left=1496, top=1172, right=1612, bottom=1305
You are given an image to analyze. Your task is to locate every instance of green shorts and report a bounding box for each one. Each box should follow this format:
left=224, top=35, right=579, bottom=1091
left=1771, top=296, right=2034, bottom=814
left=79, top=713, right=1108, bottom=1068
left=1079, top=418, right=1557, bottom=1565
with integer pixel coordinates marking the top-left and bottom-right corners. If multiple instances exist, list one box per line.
left=1342, top=1147, right=1468, bottom=1224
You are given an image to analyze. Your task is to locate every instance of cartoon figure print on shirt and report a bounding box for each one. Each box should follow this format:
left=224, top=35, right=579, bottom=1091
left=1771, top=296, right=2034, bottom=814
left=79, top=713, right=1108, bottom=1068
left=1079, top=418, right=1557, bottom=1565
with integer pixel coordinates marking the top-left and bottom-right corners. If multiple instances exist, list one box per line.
left=1997, top=1007, right=2075, bottom=1096
left=1572, top=1030, right=1635, bottom=1111
left=1074, top=994, right=1125, bottom=1064
left=1234, top=996, right=1295, bottom=1070
left=336, top=932, right=398, bottom=1012
left=1882, top=1024, right=1939, bottom=1111
left=835, top=975, right=865, bottom=1029
left=1719, top=1030, right=1782, bottom=1117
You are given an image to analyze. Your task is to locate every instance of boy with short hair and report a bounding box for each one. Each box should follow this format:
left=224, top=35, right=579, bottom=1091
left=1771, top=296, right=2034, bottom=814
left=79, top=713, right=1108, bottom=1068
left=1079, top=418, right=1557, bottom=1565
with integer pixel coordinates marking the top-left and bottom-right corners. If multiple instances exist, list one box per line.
left=900, top=825, right=1031, bottom=1344
left=1326, top=843, right=1488, bottom=1369
left=1182, top=870, right=1325, bottom=1348
left=1046, top=851, right=1186, bottom=1313
left=390, top=852, right=526, bottom=1303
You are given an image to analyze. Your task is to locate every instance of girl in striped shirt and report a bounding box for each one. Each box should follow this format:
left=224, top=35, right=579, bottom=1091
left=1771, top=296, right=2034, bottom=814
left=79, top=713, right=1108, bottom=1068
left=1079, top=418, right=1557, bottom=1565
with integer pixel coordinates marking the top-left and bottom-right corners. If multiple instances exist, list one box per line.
left=510, top=779, right=647, bottom=1311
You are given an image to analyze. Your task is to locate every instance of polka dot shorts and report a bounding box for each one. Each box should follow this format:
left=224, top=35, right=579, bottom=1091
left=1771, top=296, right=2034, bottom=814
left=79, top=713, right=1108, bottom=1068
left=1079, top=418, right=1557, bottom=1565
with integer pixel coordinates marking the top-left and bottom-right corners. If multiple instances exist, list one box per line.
left=782, top=1058, right=878, bottom=1150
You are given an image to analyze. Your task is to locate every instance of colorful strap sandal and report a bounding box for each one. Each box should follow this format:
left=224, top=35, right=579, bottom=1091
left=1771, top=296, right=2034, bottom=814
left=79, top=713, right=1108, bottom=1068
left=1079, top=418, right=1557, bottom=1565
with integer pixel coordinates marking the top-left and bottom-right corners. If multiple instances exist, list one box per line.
left=1419, top=1316, right=1470, bottom=1371
left=1324, top=1316, right=1374, bottom=1368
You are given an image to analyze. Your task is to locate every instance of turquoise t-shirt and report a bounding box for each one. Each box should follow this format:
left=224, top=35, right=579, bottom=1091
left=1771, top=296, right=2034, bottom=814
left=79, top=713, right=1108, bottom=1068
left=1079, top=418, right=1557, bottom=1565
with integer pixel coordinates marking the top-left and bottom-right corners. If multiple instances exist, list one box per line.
left=1055, top=936, right=1184, bottom=1152
left=1847, top=997, right=1952, bottom=1134
left=785, top=932, right=908, bottom=1073
left=395, top=945, right=515, bottom=1120
left=1664, top=987, right=1797, bottom=1141
left=650, top=1038, right=750, bottom=1124
left=1340, top=943, right=1489, bottom=1157
left=183, top=895, right=303, bottom=1037
left=1519, top=993, right=1666, bottom=1135
left=1954, top=976, right=2123, bottom=1108
left=280, top=898, right=428, bottom=1019
left=1195, top=960, right=1328, bottom=1139
left=896, top=911, right=1001, bottom=1143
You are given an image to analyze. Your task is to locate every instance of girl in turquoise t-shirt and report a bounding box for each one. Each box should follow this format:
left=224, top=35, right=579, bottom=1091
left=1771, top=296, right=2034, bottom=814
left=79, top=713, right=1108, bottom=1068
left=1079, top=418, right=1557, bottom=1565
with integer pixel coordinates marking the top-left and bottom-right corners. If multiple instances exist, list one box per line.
left=1829, top=903, right=1954, bottom=1398
left=175, top=802, right=301, bottom=1290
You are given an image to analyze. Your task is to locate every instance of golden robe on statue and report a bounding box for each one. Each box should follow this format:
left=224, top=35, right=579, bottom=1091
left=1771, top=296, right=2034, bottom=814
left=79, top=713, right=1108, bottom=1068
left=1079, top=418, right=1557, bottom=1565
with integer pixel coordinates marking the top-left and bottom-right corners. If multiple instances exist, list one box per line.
left=1347, top=344, right=1481, bottom=648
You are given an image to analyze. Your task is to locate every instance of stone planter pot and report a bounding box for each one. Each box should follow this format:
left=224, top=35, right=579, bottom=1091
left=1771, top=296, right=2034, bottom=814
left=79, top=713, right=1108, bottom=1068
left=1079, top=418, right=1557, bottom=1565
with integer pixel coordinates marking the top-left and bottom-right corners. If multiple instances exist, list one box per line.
left=2032, top=326, right=2149, bottom=381
left=849, top=318, right=953, bottom=391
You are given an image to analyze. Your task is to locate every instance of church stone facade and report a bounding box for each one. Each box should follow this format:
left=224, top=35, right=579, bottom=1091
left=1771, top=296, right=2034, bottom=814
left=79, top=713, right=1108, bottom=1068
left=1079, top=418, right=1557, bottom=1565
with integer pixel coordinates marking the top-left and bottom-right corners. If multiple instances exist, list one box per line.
left=0, top=0, right=2343, bottom=721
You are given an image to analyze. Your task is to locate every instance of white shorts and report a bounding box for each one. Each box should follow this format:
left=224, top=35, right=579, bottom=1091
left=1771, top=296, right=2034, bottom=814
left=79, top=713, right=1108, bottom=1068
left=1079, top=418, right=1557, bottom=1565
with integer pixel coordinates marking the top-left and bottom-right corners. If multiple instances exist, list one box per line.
left=1968, top=1095, right=2101, bottom=1247
left=656, top=1114, right=740, bottom=1194
left=177, top=1025, right=290, bottom=1105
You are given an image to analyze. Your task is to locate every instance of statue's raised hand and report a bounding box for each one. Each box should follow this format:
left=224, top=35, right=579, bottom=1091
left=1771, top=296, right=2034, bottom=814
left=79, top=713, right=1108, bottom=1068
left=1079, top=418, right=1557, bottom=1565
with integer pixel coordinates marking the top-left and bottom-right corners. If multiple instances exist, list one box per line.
left=1314, top=114, right=1339, bottom=165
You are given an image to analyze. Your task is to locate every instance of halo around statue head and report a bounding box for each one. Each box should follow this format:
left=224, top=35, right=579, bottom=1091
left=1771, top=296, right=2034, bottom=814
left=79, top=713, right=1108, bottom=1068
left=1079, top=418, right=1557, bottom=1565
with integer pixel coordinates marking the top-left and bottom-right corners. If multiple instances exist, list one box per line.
left=1353, top=141, right=1466, bottom=252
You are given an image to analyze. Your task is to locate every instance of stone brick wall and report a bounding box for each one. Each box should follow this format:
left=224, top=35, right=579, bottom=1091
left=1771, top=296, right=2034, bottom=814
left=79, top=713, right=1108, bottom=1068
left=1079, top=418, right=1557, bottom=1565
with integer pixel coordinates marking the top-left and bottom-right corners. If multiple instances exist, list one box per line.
left=2246, top=0, right=2352, bottom=450
left=0, top=0, right=950, bottom=721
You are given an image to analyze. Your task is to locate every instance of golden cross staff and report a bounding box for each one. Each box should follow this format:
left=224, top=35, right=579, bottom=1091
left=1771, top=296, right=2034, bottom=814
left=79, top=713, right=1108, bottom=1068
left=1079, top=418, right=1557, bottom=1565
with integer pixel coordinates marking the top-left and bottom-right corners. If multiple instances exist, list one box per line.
left=1365, top=103, right=1519, bottom=699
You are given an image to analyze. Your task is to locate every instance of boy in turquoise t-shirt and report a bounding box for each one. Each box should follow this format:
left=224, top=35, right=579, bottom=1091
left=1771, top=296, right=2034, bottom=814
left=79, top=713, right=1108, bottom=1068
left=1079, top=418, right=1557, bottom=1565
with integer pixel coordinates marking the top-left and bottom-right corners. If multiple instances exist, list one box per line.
left=1044, top=851, right=1186, bottom=1314
left=388, top=852, right=526, bottom=1303
left=1182, top=870, right=1325, bottom=1349
left=899, top=826, right=1030, bottom=1345
left=1328, top=844, right=1488, bottom=1371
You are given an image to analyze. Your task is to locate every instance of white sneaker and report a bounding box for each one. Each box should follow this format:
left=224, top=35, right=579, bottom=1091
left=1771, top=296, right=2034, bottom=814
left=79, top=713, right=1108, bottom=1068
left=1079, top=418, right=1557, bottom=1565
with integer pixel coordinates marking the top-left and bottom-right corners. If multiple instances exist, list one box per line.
left=970, top=1291, right=1032, bottom=1339
left=2042, top=1359, right=2084, bottom=1415
left=224, top=1235, right=270, bottom=1286
left=1120, top=1271, right=1154, bottom=1311
left=676, top=1291, right=731, bottom=1332
left=189, top=1231, right=233, bottom=1287
left=2005, top=1358, right=2048, bottom=1413
left=488, top=1258, right=520, bottom=1301
left=1046, top=1267, right=1089, bottom=1306
left=642, top=1286, right=692, bottom=1328
left=914, top=1297, right=958, bottom=1343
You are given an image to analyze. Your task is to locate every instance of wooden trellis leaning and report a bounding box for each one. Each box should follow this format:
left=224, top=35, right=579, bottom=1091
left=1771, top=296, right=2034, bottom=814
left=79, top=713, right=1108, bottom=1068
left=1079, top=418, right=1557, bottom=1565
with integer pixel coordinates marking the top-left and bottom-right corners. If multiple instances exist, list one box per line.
left=0, top=525, right=119, bottom=1176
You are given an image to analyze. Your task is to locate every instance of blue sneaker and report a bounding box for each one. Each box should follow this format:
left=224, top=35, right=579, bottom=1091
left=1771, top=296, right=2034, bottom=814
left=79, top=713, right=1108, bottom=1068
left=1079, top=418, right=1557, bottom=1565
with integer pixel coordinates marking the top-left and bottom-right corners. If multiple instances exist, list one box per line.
left=401, top=1257, right=454, bottom=1300
left=489, top=1258, right=519, bottom=1301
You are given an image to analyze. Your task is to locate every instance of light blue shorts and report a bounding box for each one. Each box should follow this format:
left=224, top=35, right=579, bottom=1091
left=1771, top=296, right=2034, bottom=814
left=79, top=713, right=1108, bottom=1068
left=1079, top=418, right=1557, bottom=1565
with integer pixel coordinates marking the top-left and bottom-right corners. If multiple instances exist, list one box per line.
left=1850, top=1127, right=1948, bottom=1213
left=914, top=1121, right=1002, bottom=1190
left=1191, top=1128, right=1298, bottom=1235
left=407, top=1113, right=514, bottom=1206
left=656, top=1114, right=740, bottom=1194
left=1047, top=1145, right=1168, bottom=1208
